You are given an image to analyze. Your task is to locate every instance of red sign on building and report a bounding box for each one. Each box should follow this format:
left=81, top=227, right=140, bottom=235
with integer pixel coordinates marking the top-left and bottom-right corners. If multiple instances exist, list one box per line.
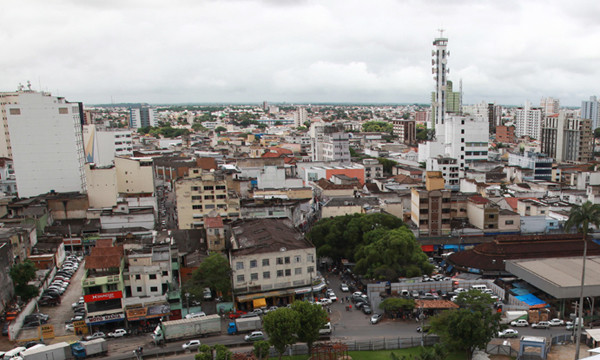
left=84, top=291, right=123, bottom=303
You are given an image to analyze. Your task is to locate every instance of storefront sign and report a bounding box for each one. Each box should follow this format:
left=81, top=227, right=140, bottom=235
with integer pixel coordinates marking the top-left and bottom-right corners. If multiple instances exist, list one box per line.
left=41, top=324, right=54, bottom=339
left=126, top=304, right=170, bottom=321
left=84, top=291, right=123, bottom=303
left=73, top=320, right=88, bottom=335
left=85, top=312, right=125, bottom=325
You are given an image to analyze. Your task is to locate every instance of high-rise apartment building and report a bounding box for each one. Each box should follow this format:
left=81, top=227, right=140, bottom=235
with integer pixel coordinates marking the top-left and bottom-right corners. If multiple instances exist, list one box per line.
left=581, top=96, right=599, bottom=130
left=541, top=112, right=592, bottom=163
left=390, top=119, right=416, bottom=145
left=129, top=105, right=157, bottom=129
left=0, top=89, right=86, bottom=198
left=515, top=101, right=544, bottom=139
left=293, top=107, right=308, bottom=128
left=540, top=97, right=560, bottom=116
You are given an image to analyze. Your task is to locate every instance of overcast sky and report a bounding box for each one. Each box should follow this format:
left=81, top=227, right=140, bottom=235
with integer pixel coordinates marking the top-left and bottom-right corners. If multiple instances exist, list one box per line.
left=2, top=0, right=599, bottom=106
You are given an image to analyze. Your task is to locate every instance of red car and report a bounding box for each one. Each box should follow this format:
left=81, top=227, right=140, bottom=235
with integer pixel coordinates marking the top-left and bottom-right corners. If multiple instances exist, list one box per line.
left=228, top=311, right=247, bottom=319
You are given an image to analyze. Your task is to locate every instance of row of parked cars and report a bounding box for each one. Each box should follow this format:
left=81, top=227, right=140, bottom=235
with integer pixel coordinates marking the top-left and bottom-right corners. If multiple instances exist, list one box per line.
left=39, top=255, right=82, bottom=306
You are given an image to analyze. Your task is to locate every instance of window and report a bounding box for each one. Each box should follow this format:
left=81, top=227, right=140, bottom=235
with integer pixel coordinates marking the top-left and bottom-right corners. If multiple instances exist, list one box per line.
left=58, top=107, right=69, bottom=114
left=203, top=186, right=214, bottom=191
left=295, top=267, right=302, bottom=275
left=285, top=269, right=291, bottom=276
left=250, top=273, right=258, bottom=281
left=136, top=287, right=142, bottom=292
left=250, top=260, right=257, bottom=268
left=307, top=254, right=314, bottom=263
left=237, top=275, right=245, bottom=282
left=216, top=195, right=226, bottom=199
left=488, top=214, right=495, bottom=219
left=276, top=257, right=283, bottom=265
left=505, top=220, right=514, bottom=225
left=192, top=196, right=202, bottom=201
left=216, top=185, right=226, bottom=190
left=162, top=271, right=168, bottom=276
left=149, top=274, right=157, bottom=280
left=262, top=259, right=270, bottom=266
left=307, top=266, right=314, bottom=274
left=192, top=205, right=202, bottom=210
left=135, top=274, right=141, bottom=280
left=236, top=261, right=244, bottom=270
left=263, top=271, right=270, bottom=279
left=150, top=286, right=158, bottom=292
left=284, top=257, right=290, bottom=264
left=204, top=195, right=214, bottom=200
left=9, top=108, right=20, bottom=115
left=277, top=270, right=284, bottom=277
left=294, top=255, right=301, bottom=263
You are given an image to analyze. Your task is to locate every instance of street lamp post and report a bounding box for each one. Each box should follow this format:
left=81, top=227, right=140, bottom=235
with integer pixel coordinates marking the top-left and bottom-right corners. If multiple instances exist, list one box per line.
left=185, top=292, right=190, bottom=317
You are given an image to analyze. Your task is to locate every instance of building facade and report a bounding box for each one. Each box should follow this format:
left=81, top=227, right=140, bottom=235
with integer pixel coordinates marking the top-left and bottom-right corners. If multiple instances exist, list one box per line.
left=515, top=102, right=544, bottom=139
left=0, top=90, right=86, bottom=198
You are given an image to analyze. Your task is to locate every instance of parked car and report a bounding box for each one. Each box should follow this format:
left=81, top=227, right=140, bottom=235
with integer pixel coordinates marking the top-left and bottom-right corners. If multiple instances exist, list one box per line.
left=108, top=329, right=129, bottom=338
left=182, top=339, right=201, bottom=350
left=548, top=318, right=565, bottom=326
left=498, top=329, right=519, bottom=338
left=510, top=319, right=529, bottom=327
left=244, top=331, right=265, bottom=342
left=531, top=321, right=550, bottom=329
left=65, top=323, right=74, bottom=332
left=185, top=312, right=207, bottom=319
left=370, top=313, right=382, bottom=324
left=340, top=283, right=349, bottom=292
left=39, top=296, right=60, bottom=306
left=328, top=292, right=338, bottom=302
left=362, top=305, right=372, bottom=314
left=85, top=331, right=106, bottom=341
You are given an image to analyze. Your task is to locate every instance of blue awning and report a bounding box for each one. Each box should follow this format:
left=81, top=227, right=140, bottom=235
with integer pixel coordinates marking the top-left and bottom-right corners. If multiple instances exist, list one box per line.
left=515, top=294, right=547, bottom=307
left=446, top=265, right=454, bottom=272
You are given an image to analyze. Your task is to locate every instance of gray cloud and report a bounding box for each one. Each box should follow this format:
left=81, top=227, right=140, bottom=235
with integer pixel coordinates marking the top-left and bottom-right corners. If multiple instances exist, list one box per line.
left=0, top=0, right=598, bottom=106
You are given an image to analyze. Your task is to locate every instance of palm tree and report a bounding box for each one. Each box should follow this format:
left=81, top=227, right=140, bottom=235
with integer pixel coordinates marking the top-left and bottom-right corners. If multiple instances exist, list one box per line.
left=565, top=201, right=600, bottom=360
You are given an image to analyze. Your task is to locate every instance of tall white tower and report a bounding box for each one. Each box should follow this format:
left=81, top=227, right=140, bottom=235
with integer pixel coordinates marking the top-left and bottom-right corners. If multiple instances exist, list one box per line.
left=432, top=30, right=449, bottom=130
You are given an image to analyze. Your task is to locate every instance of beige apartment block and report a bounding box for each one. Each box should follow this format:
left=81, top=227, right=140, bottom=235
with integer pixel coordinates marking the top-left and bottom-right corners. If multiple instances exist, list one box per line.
left=175, top=170, right=240, bottom=229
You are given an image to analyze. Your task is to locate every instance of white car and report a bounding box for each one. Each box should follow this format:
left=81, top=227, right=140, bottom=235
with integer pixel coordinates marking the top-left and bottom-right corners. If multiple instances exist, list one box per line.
left=185, top=312, right=206, bottom=319
left=65, top=323, right=74, bottom=332
left=108, top=329, right=129, bottom=338
left=85, top=332, right=106, bottom=341
left=328, top=292, right=338, bottom=302
left=498, top=329, right=519, bottom=338
left=317, top=298, right=332, bottom=306
left=548, top=318, right=564, bottom=326
left=182, top=339, right=201, bottom=350
left=510, top=319, right=529, bottom=327
left=340, top=283, right=349, bottom=292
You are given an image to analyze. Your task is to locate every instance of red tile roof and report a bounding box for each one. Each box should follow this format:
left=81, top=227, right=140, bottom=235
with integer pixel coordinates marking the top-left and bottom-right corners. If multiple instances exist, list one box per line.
left=469, top=195, right=490, bottom=205
left=205, top=216, right=224, bottom=228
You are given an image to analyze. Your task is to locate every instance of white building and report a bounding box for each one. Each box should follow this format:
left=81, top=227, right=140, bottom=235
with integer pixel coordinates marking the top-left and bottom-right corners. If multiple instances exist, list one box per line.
left=293, top=107, right=308, bottom=128
left=256, top=166, right=304, bottom=189
left=310, top=123, right=350, bottom=163
left=418, top=115, right=489, bottom=181
left=431, top=31, right=449, bottom=129
left=83, top=125, right=133, bottom=166
left=581, top=96, right=600, bottom=129
left=0, top=89, right=86, bottom=198
left=515, top=101, right=544, bottom=139
left=540, top=97, right=560, bottom=116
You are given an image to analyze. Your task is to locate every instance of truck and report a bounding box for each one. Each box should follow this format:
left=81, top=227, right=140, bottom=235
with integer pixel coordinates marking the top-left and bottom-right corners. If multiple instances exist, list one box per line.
left=22, top=342, right=73, bottom=360
left=227, top=316, right=262, bottom=334
left=319, top=322, right=332, bottom=336
left=71, top=339, right=108, bottom=359
left=152, top=314, right=222, bottom=344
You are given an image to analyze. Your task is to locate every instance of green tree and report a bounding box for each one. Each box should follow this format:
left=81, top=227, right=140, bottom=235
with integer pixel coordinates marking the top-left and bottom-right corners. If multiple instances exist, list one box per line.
left=214, top=126, right=227, bottom=134
left=290, top=301, right=328, bottom=354
left=429, top=290, right=502, bottom=359
left=379, top=298, right=416, bottom=315
left=186, top=253, right=232, bottom=301
left=362, top=121, right=393, bottom=134
left=565, top=201, right=600, bottom=360
left=274, top=121, right=283, bottom=126
left=253, top=340, right=271, bottom=360
left=263, top=308, right=299, bottom=360
left=9, top=260, right=39, bottom=302
left=354, top=227, right=433, bottom=279
left=378, top=157, right=398, bottom=175
left=307, top=213, right=404, bottom=263
left=192, top=122, right=208, bottom=132
left=194, top=344, right=231, bottom=360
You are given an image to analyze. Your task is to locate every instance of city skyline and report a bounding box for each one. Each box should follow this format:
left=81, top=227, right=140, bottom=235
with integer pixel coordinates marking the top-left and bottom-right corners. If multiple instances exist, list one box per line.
left=2, top=0, right=600, bottom=106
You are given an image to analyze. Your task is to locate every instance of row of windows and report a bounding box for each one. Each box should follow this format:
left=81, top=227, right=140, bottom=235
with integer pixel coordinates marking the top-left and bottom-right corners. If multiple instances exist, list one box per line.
left=191, top=195, right=228, bottom=201
left=192, top=204, right=227, bottom=210
left=191, top=185, right=227, bottom=191
left=235, top=254, right=315, bottom=270
left=132, top=272, right=168, bottom=280
left=236, top=266, right=315, bottom=282
left=465, top=151, right=488, bottom=156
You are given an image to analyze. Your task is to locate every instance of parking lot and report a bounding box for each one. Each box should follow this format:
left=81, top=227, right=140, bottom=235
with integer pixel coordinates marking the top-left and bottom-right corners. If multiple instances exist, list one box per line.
left=18, top=259, right=86, bottom=342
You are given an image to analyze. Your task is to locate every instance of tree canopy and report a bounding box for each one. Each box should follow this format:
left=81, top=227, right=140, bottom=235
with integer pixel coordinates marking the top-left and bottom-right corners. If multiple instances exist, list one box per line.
left=362, top=121, right=393, bottom=134
left=307, top=213, right=432, bottom=280
left=263, top=307, right=300, bottom=360
left=137, top=126, right=190, bottom=138
left=290, top=301, right=328, bottom=354
left=378, top=157, right=398, bottom=175
left=10, top=260, right=39, bottom=302
left=186, top=253, right=232, bottom=301
left=428, top=290, right=502, bottom=359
